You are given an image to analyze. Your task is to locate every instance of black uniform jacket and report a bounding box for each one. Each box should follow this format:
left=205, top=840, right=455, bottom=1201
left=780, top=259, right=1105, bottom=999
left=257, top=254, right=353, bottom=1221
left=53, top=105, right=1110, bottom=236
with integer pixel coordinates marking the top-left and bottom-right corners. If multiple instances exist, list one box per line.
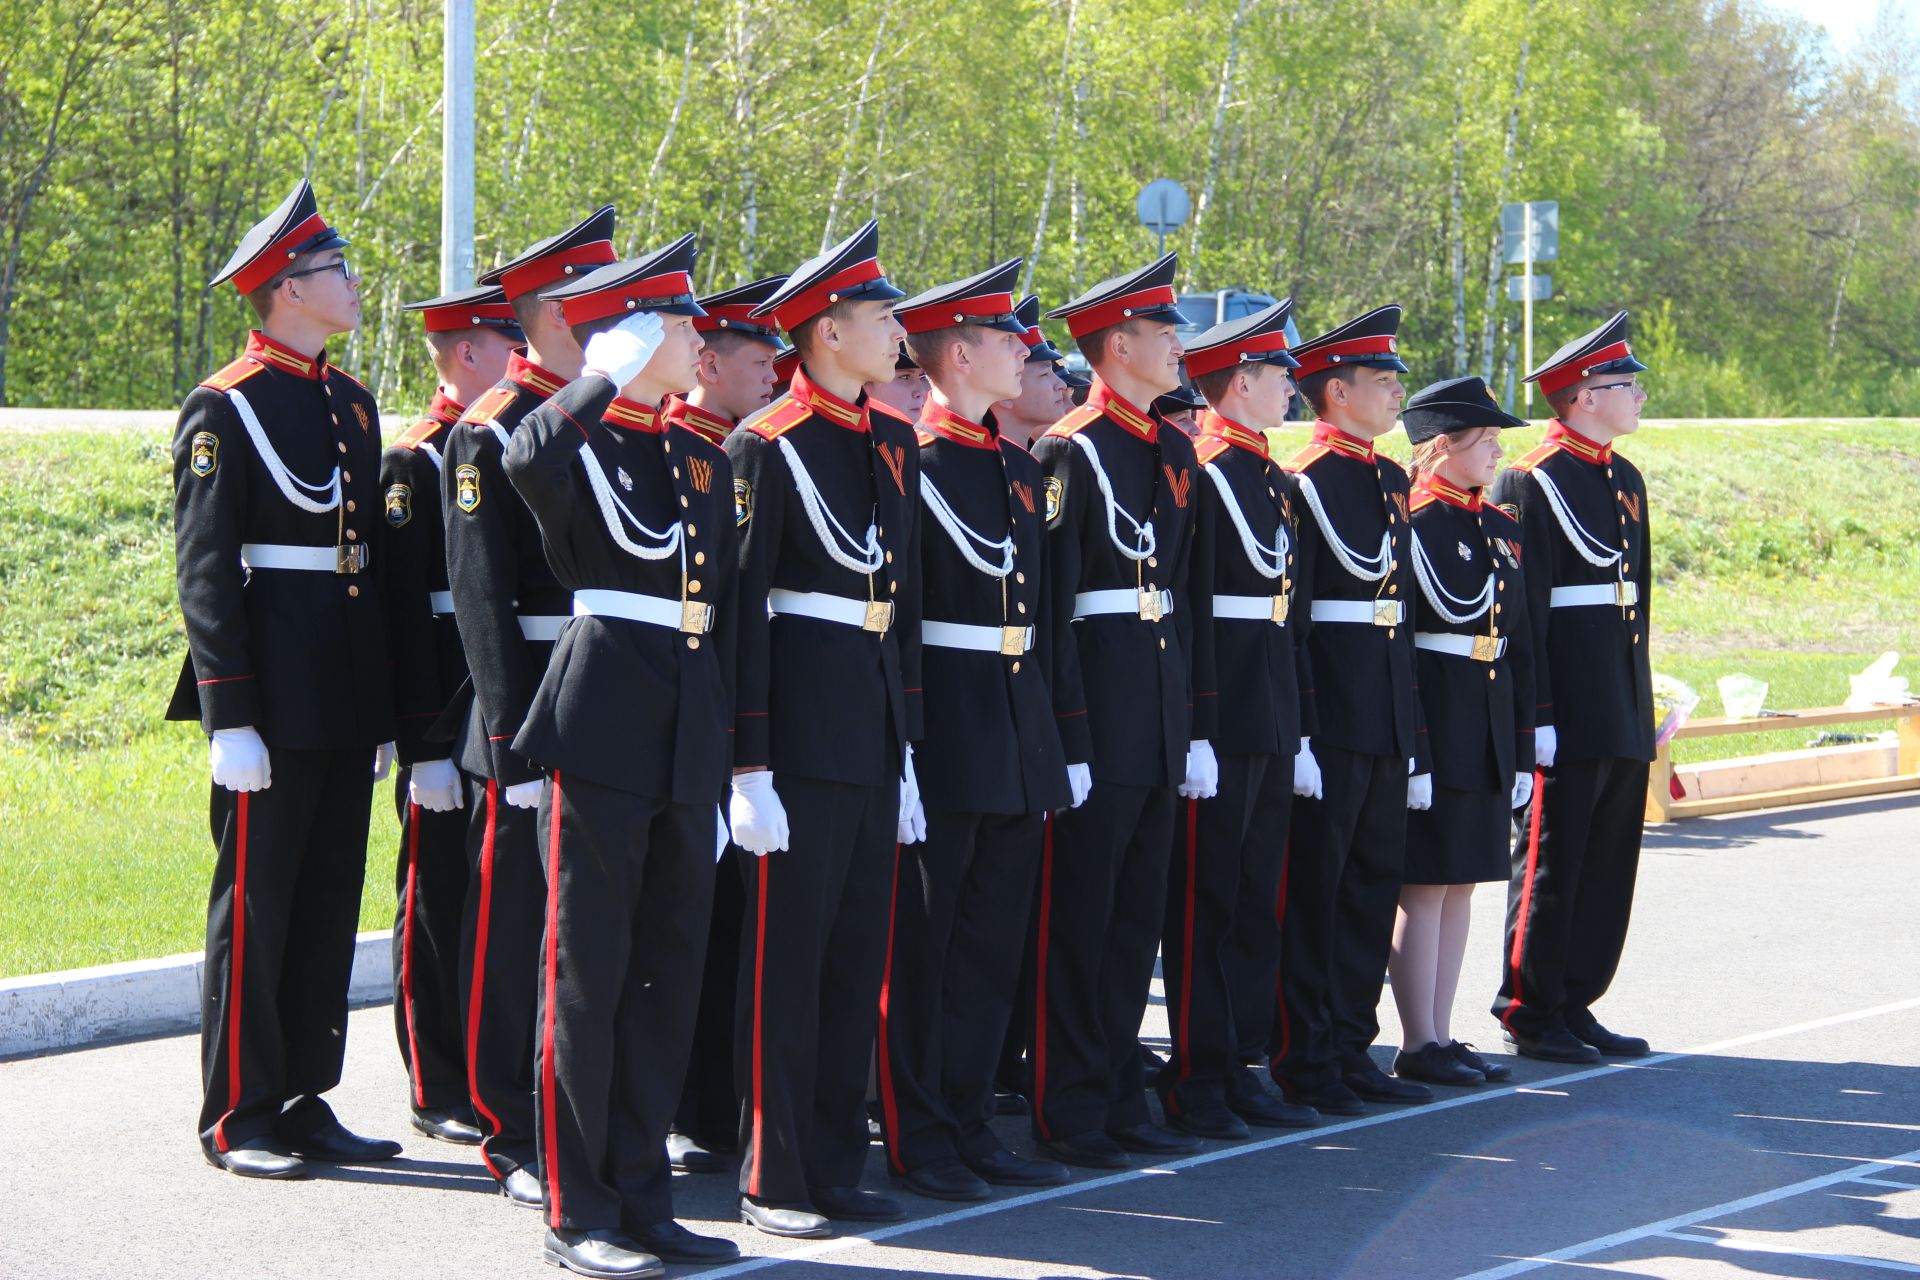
left=1282, top=420, right=1428, bottom=772
left=440, top=352, right=572, bottom=787
left=913, top=401, right=1070, bottom=815
left=724, top=364, right=923, bottom=789
left=1191, top=411, right=1306, bottom=759
left=502, top=376, right=738, bottom=806
left=1032, top=381, right=1215, bottom=789
left=381, top=390, right=467, bottom=765
left=1407, top=474, right=1536, bottom=791
left=1489, top=420, right=1653, bottom=763
left=167, top=330, right=395, bottom=750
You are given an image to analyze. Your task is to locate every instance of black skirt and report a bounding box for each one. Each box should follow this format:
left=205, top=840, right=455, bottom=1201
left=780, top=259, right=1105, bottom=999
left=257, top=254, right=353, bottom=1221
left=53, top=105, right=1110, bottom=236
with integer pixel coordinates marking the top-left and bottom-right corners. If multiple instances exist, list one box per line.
left=1404, top=783, right=1512, bottom=886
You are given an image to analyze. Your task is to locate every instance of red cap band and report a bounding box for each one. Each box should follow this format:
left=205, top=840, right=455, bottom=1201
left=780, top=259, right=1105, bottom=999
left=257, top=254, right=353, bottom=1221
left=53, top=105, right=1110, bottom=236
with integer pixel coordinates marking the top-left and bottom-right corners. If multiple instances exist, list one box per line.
left=895, top=291, right=1016, bottom=335
left=420, top=301, right=519, bottom=333
left=1290, top=334, right=1398, bottom=380
left=1062, top=286, right=1177, bottom=339
left=1184, top=330, right=1293, bottom=378
left=497, top=239, right=618, bottom=302
left=768, top=259, right=884, bottom=331
left=1537, top=340, right=1631, bottom=394
left=232, top=212, right=332, bottom=294
left=557, top=270, right=696, bottom=326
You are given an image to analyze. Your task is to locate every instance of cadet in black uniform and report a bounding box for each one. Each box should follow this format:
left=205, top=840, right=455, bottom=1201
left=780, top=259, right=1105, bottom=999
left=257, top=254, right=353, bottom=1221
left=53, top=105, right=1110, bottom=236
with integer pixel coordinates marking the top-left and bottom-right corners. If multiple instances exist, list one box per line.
left=503, top=238, right=742, bottom=1278
left=874, top=261, right=1073, bottom=1203
left=1490, top=312, right=1655, bottom=1065
left=384, top=285, right=523, bottom=1145
left=866, top=342, right=928, bottom=423
left=173, top=181, right=401, bottom=1178
left=1390, top=377, right=1533, bottom=1087
left=1157, top=302, right=1319, bottom=1136
left=990, top=294, right=1074, bottom=452
left=725, top=220, right=922, bottom=1238
left=443, top=205, right=619, bottom=1208
left=1271, top=306, right=1432, bottom=1114
left=1028, top=255, right=1215, bottom=1168
left=1152, top=383, right=1205, bottom=437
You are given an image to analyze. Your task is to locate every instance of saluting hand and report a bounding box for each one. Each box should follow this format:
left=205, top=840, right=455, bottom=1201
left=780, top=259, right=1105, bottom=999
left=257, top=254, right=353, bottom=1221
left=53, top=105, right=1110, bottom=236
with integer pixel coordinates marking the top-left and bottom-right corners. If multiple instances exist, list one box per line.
left=582, top=312, right=666, bottom=389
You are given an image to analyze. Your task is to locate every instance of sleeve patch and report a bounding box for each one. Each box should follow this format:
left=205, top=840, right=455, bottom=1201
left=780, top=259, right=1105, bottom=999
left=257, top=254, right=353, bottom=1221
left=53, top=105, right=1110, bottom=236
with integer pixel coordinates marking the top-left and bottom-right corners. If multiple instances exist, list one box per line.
left=385, top=483, right=413, bottom=527
left=734, top=477, right=753, bottom=526
left=455, top=464, right=482, bottom=513
left=1044, top=475, right=1064, bottom=524
left=189, top=431, right=219, bottom=477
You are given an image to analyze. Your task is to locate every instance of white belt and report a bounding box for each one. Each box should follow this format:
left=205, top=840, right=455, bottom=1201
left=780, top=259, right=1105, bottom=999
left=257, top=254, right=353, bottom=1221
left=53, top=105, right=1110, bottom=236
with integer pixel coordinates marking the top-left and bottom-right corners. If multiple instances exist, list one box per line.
left=241, top=542, right=367, bottom=574
left=767, top=588, right=894, bottom=634
left=1214, top=593, right=1290, bottom=624
left=517, top=615, right=567, bottom=642
left=429, top=590, right=454, bottom=615
left=1415, top=632, right=1507, bottom=661
left=573, top=588, right=711, bottom=634
left=922, top=619, right=1033, bottom=654
left=1073, top=588, right=1174, bottom=622
left=1550, top=582, right=1638, bottom=609
left=1311, top=598, right=1404, bottom=627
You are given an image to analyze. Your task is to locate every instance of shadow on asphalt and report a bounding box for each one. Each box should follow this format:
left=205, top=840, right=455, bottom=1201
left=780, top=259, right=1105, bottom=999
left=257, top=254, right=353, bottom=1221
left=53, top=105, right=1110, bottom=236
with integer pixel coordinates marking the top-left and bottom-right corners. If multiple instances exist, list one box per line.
left=1643, top=793, right=1920, bottom=858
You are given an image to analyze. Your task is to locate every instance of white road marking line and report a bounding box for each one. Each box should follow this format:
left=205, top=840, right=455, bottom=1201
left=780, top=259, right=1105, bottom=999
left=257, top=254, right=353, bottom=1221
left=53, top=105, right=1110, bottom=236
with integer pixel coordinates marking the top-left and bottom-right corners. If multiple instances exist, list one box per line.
left=1737, top=1114, right=1920, bottom=1134
left=1452, top=1145, right=1920, bottom=1280
left=1856, top=1176, right=1920, bottom=1190
left=1064, top=1206, right=1225, bottom=1225
left=700, top=994, right=1920, bottom=1278
left=1659, top=1229, right=1920, bottom=1275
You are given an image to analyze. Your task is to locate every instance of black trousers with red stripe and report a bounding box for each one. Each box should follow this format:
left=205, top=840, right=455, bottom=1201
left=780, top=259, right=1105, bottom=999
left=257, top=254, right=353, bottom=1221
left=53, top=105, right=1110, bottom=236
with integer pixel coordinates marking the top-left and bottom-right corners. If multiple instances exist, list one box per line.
left=198, top=747, right=374, bottom=1150
left=1493, top=757, right=1649, bottom=1039
left=1158, top=753, right=1291, bottom=1117
left=673, top=845, right=745, bottom=1149
left=532, top=772, right=714, bottom=1232
left=459, top=778, right=546, bottom=1179
left=391, top=766, right=472, bottom=1115
left=734, top=774, right=896, bottom=1206
left=1030, top=781, right=1176, bottom=1141
left=878, top=809, right=1044, bottom=1173
left=1268, top=746, right=1407, bottom=1093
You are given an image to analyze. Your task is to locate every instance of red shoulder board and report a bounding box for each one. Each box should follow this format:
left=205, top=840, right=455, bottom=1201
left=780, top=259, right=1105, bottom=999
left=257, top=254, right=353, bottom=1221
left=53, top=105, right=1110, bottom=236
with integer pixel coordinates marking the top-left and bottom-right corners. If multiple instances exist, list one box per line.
left=745, top=396, right=810, bottom=440
left=1193, top=436, right=1231, bottom=465
left=199, top=357, right=266, bottom=392
left=393, top=416, right=446, bottom=450
left=1409, top=490, right=1438, bottom=512
left=914, top=427, right=936, bottom=447
left=1282, top=443, right=1330, bottom=473
left=1508, top=442, right=1560, bottom=473
left=458, top=386, right=517, bottom=426
left=1042, top=405, right=1103, bottom=439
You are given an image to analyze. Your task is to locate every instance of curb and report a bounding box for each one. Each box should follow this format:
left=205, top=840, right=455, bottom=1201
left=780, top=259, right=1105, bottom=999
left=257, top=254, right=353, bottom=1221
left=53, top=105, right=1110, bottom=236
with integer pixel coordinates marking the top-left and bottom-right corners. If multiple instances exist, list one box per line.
left=0, top=930, right=394, bottom=1059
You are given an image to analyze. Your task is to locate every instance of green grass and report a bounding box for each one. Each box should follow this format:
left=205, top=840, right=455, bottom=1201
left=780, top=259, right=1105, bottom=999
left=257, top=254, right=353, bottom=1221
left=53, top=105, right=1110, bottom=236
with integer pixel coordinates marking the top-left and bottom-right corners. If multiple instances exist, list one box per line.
left=0, top=420, right=1915, bottom=976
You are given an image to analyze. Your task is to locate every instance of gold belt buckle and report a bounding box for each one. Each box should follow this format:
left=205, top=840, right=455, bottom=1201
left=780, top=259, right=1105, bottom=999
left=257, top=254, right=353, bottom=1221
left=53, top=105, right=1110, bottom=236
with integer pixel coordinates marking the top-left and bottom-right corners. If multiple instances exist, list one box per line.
left=1138, top=590, right=1165, bottom=622
left=863, top=600, right=895, bottom=634
left=335, top=544, right=365, bottom=574
left=1000, top=625, right=1027, bottom=656
left=1615, top=581, right=1638, bottom=607
left=680, top=600, right=714, bottom=634
left=1270, top=595, right=1289, bottom=625
left=1471, top=634, right=1501, bottom=662
left=1372, top=599, right=1400, bottom=627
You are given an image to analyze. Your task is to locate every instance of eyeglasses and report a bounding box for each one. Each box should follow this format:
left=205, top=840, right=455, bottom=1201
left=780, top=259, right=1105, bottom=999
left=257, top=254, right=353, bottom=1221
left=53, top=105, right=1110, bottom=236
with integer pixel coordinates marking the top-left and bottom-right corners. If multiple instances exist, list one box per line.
left=282, top=259, right=356, bottom=285
left=1588, top=381, right=1639, bottom=393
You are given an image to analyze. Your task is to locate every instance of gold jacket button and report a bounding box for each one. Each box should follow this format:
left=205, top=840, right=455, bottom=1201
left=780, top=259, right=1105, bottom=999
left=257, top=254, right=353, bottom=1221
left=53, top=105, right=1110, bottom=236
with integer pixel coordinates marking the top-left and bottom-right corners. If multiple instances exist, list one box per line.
left=687, top=636, right=701, bottom=649
left=347, top=584, right=360, bottom=598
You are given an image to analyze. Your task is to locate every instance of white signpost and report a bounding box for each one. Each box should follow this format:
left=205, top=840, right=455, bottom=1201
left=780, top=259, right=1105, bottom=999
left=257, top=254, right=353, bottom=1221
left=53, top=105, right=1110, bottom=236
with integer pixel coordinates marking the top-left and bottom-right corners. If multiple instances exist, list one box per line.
left=1502, top=200, right=1558, bottom=412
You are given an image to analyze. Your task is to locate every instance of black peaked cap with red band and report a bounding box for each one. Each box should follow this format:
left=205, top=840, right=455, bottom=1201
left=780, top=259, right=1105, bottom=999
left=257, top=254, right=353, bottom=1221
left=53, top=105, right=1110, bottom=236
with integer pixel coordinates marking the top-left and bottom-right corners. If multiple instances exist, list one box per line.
left=1402, top=375, right=1527, bottom=444
left=1523, top=309, right=1647, bottom=396
left=1183, top=297, right=1301, bottom=379
left=695, top=275, right=788, bottom=346
left=1153, top=384, right=1206, bottom=416
left=1044, top=253, right=1187, bottom=340
left=1289, top=304, right=1409, bottom=379
left=1013, top=294, right=1067, bottom=364
left=750, top=218, right=905, bottom=332
left=894, top=258, right=1027, bottom=336
left=209, top=180, right=350, bottom=292
left=541, top=233, right=705, bottom=327
left=478, top=204, right=618, bottom=303
left=402, top=285, right=525, bottom=340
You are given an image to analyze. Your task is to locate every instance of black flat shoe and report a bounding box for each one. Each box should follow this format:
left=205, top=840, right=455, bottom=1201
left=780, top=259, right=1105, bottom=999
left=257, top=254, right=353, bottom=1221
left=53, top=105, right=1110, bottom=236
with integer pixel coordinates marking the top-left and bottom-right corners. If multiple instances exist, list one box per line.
left=281, top=1118, right=402, bottom=1164
left=625, top=1220, right=740, bottom=1264
left=1573, top=1021, right=1650, bottom=1057
left=666, top=1131, right=729, bottom=1174
left=899, top=1159, right=991, bottom=1202
left=1342, top=1060, right=1433, bottom=1104
left=410, top=1107, right=484, bottom=1145
left=994, top=1090, right=1030, bottom=1116
left=1106, top=1122, right=1200, bottom=1155
left=202, top=1136, right=308, bottom=1180
left=962, top=1147, right=1068, bottom=1186
left=809, top=1185, right=907, bottom=1222
left=1039, top=1130, right=1129, bottom=1169
left=541, top=1228, right=662, bottom=1279
left=1227, top=1090, right=1320, bottom=1128
left=1392, top=1042, right=1484, bottom=1086
left=1166, top=1104, right=1251, bottom=1141
left=1448, top=1041, right=1512, bottom=1081
left=500, top=1165, right=545, bottom=1209
left=1503, top=1026, right=1602, bottom=1064
left=1279, top=1079, right=1367, bottom=1116
left=739, top=1197, right=831, bottom=1238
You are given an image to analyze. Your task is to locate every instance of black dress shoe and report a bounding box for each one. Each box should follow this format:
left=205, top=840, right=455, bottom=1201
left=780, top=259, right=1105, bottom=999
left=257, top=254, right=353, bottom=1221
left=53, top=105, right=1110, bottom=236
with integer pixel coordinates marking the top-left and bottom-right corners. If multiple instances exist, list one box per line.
left=1106, top=1122, right=1200, bottom=1155
left=411, top=1107, right=483, bottom=1145
left=1573, top=1021, right=1650, bottom=1057
left=541, top=1228, right=663, bottom=1279
left=1138, top=1043, right=1168, bottom=1073
left=993, top=1090, right=1030, bottom=1116
left=809, top=1185, right=907, bottom=1222
left=1342, top=1060, right=1433, bottom=1104
left=1166, top=1104, right=1251, bottom=1141
left=202, top=1137, right=308, bottom=1180
left=625, top=1220, right=740, bottom=1264
left=1503, top=1026, right=1602, bottom=1064
left=962, top=1147, right=1068, bottom=1186
left=1227, top=1090, right=1320, bottom=1128
left=1392, top=1042, right=1485, bottom=1086
left=899, top=1159, right=991, bottom=1202
left=1448, top=1041, right=1512, bottom=1081
left=739, top=1197, right=831, bottom=1238
left=666, top=1131, right=729, bottom=1174
left=282, top=1118, right=403, bottom=1164
left=500, top=1165, right=545, bottom=1209
left=1278, top=1079, right=1366, bottom=1116
left=1040, top=1130, right=1129, bottom=1169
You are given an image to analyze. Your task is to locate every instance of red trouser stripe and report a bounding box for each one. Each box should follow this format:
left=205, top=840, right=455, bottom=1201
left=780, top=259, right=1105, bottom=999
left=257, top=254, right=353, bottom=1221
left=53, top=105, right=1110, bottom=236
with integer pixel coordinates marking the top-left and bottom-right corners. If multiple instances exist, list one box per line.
left=1268, top=833, right=1293, bottom=1070
left=400, top=801, right=427, bottom=1108
left=1169, top=797, right=1201, bottom=1114
left=747, top=857, right=771, bottom=1199
left=1031, top=813, right=1055, bottom=1140
left=465, top=781, right=505, bottom=1176
left=215, top=790, right=251, bottom=1153
left=876, top=843, right=906, bottom=1173
left=1502, top=767, right=1547, bottom=1031
left=540, top=774, right=565, bottom=1228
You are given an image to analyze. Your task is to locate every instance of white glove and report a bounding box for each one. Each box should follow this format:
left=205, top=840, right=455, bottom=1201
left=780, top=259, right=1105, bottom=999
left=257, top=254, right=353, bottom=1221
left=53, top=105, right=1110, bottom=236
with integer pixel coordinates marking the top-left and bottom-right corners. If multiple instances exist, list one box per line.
left=729, top=771, right=790, bottom=855
left=1511, top=771, right=1535, bottom=810
left=897, top=745, right=928, bottom=845
left=714, top=805, right=730, bottom=862
left=1293, top=737, right=1323, bottom=800
left=1408, top=773, right=1434, bottom=810
left=210, top=726, right=271, bottom=792
left=372, top=741, right=396, bottom=782
left=1535, top=725, right=1558, bottom=769
left=1065, top=762, right=1092, bottom=809
left=409, top=758, right=464, bottom=812
left=581, top=312, right=666, bottom=388
left=1178, top=739, right=1219, bottom=799
left=503, top=779, right=544, bottom=810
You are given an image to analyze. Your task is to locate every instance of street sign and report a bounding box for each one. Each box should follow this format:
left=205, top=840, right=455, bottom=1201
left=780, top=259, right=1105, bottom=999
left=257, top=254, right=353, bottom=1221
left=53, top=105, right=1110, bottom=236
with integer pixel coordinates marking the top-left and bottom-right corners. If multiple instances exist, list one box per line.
left=1507, top=273, right=1552, bottom=301
left=1136, top=179, right=1191, bottom=256
left=1502, top=201, right=1559, bottom=264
